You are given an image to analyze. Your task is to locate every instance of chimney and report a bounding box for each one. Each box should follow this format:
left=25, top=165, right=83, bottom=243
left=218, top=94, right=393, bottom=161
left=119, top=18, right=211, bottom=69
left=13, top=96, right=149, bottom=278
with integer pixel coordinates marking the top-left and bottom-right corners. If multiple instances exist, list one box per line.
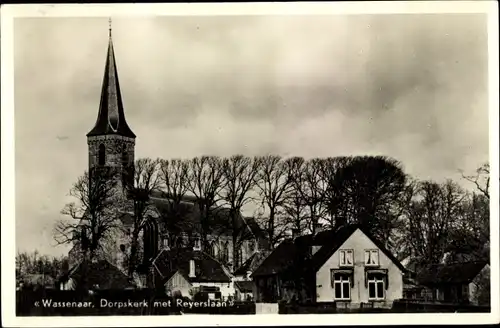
left=162, top=234, right=170, bottom=250
left=189, top=259, right=196, bottom=278
left=292, top=228, right=300, bottom=240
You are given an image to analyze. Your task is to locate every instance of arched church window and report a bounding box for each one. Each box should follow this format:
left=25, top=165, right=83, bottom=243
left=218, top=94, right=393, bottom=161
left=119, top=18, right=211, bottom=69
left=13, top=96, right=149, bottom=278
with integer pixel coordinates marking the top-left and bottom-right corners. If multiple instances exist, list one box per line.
left=235, top=246, right=243, bottom=268
left=98, top=144, right=106, bottom=166
left=222, top=241, right=229, bottom=263
left=208, top=241, right=216, bottom=257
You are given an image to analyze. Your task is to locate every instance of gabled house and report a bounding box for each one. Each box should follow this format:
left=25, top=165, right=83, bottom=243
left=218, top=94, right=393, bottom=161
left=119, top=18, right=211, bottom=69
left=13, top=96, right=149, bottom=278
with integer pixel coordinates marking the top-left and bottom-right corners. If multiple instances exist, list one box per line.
left=415, top=261, right=490, bottom=305
left=251, top=225, right=405, bottom=309
left=151, top=245, right=234, bottom=300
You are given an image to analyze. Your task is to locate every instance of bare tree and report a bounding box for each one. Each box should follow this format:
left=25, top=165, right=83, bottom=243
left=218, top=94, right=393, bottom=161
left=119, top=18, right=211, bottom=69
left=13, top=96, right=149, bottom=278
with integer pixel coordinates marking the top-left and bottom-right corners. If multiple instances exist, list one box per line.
left=401, top=180, right=467, bottom=266
left=461, top=163, right=490, bottom=199
left=221, top=155, right=260, bottom=268
left=54, top=168, right=121, bottom=261
left=124, top=158, right=162, bottom=277
left=158, top=158, right=192, bottom=243
left=16, top=251, right=67, bottom=288
left=446, top=191, right=489, bottom=263
left=187, top=156, right=226, bottom=247
left=301, top=158, right=329, bottom=235
left=283, top=157, right=308, bottom=235
left=255, top=155, right=294, bottom=249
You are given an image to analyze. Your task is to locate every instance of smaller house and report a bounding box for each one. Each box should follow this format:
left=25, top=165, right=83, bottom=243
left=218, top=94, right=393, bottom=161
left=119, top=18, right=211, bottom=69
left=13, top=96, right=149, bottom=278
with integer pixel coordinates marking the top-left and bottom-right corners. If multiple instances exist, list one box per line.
left=18, top=274, right=56, bottom=291
left=58, top=259, right=135, bottom=291
left=152, top=244, right=234, bottom=300
left=252, top=225, right=406, bottom=309
left=234, top=281, right=254, bottom=301
left=415, top=261, right=490, bottom=305
left=231, top=250, right=271, bottom=301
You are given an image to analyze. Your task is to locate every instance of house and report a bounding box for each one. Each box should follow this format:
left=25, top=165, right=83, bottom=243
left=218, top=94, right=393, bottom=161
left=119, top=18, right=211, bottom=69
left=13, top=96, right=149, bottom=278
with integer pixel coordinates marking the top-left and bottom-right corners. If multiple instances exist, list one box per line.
left=18, top=274, right=56, bottom=291
left=252, top=225, right=406, bottom=309
left=415, top=261, right=490, bottom=305
left=234, top=281, right=254, bottom=301
left=151, top=243, right=234, bottom=300
left=231, top=250, right=271, bottom=301
left=58, top=259, right=135, bottom=291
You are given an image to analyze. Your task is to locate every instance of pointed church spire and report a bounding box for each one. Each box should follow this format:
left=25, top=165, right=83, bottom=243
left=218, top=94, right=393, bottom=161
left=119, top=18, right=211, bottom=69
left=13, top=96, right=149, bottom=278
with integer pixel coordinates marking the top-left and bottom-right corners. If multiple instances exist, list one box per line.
left=87, top=19, right=136, bottom=138
left=109, top=17, right=112, bottom=38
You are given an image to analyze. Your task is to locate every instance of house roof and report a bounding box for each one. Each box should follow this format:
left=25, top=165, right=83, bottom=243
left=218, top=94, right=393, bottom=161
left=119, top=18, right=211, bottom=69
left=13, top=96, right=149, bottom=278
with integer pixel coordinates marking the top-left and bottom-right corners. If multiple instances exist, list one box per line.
left=252, top=224, right=406, bottom=277
left=153, top=247, right=230, bottom=283
left=416, top=261, right=488, bottom=285
left=234, top=281, right=254, bottom=293
left=62, top=259, right=134, bottom=290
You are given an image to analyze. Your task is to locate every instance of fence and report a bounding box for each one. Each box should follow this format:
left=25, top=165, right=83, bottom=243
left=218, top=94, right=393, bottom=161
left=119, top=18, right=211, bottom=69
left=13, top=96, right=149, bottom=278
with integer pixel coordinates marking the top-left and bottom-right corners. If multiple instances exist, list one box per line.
left=392, top=299, right=491, bottom=313
left=256, top=303, right=279, bottom=314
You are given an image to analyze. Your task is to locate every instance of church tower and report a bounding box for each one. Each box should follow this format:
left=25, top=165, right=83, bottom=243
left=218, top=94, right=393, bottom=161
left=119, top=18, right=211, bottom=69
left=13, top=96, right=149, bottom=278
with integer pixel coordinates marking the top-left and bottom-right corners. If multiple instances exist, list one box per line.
left=87, top=20, right=136, bottom=194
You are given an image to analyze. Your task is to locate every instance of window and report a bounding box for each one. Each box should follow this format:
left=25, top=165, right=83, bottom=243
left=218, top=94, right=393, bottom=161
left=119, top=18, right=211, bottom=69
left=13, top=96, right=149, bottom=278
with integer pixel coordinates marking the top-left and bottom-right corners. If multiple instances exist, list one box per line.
left=368, top=273, right=385, bottom=300
left=193, top=236, right=201, bottom=250
left=162, top=234, right=169, bottom=249
left=98, top=144, right=106, bottom=166
left=333, top=273, right=351, bottom=300
left=365, top=250, right=379, bottom=266
left=339, top=249, right=354, bottom=267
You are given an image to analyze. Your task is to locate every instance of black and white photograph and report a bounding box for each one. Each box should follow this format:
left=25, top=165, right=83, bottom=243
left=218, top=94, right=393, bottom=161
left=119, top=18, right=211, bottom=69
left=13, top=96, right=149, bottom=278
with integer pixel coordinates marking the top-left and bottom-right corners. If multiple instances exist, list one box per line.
left=1, top=2, right=499, bottom=326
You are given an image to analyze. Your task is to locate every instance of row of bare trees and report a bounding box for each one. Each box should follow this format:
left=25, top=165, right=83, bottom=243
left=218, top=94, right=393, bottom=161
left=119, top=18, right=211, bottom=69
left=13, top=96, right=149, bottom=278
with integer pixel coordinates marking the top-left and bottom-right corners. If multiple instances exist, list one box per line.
left=54, top=155, right=490, bottom=277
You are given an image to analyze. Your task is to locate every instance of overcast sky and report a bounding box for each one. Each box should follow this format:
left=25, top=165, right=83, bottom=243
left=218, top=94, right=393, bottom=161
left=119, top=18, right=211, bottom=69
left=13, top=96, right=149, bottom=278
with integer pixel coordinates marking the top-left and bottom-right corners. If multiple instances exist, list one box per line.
left=14, top=14, right=489, bottom=256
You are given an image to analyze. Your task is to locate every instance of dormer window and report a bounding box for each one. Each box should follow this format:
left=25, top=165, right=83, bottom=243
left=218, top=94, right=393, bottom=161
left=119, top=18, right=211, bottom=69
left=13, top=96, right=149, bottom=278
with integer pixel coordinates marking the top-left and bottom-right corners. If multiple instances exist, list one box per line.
left=339, top=249, right=354, bottom=267
left=365, top=250, right=379, bottom=266
left=193, top=236, right=201, bottom=251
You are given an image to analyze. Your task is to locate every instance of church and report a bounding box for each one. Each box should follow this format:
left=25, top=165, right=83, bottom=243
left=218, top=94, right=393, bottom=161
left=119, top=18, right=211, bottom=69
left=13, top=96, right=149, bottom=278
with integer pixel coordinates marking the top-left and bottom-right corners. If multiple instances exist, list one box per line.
left=64, top=24, right=268, bottom=294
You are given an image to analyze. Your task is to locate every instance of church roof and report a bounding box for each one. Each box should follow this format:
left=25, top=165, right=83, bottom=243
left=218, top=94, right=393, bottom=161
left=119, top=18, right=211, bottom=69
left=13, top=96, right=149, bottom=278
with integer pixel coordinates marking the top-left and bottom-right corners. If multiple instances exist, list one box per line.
left=150, top=192, right=262, bottom=238
left=87, top=27, right=136, bottom=139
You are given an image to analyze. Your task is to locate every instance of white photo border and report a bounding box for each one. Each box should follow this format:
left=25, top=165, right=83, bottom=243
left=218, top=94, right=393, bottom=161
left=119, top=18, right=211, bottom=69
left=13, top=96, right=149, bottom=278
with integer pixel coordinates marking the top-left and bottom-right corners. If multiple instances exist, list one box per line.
left=1, top=1, right=498, bottom=326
